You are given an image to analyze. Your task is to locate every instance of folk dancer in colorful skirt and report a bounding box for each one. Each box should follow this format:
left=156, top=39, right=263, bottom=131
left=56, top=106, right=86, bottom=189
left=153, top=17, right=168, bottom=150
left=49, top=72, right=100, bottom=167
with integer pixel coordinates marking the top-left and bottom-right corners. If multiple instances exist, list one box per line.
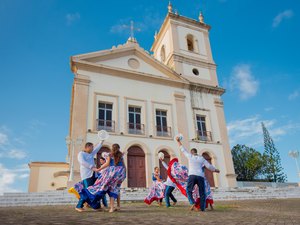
left=144, top=167, right=165, bottom=206
left=71, top=140, right=104, bottom=212
left=159, top=158, right=177, bottom=208
left=175, top=136, right=220, bottom=212
left=70, top=155, right=109, bottom=207
left=79, top=144, right=126, bottom=213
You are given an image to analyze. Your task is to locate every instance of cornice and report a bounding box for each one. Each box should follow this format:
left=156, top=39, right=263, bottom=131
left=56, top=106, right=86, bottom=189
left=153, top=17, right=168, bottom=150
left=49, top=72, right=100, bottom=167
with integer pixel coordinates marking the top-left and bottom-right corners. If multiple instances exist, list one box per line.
left=189, top=83, right=225, bottom=96
left=29, top=162, right=69, bottom=168
left=172, top=53, right=216, bottom=69
left=74, top=77, right=90, bottom=86
left=169, top=13, right=211, bottom=30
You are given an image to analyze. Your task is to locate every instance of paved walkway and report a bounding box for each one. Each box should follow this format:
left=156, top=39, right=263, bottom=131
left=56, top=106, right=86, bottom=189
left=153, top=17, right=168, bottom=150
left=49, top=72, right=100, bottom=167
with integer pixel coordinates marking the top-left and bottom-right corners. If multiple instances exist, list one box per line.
left=0, top=199, right=299, bottom=225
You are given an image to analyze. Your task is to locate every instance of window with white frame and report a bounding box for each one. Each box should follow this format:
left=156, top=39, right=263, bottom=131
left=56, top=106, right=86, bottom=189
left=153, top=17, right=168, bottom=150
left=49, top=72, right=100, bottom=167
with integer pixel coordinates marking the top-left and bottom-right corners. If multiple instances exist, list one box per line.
left=128, top=106, right=143, bottom=134
left=196, top=115, right=212, bottom=141
left=156, top=110, right=171, bottom=137
left=98, top=102, right=114, bottom=132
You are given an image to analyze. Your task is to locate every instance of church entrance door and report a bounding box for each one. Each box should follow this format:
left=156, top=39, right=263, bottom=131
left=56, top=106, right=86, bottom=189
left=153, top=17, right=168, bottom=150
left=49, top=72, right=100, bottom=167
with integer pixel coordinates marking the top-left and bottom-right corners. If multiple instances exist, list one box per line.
left=127, top=146, right=146, bottom=187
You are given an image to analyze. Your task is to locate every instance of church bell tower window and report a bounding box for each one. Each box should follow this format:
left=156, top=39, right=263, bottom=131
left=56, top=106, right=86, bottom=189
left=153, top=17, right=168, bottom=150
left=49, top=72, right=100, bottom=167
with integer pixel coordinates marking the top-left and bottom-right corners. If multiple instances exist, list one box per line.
left=187, top=34, right=194, bottom=51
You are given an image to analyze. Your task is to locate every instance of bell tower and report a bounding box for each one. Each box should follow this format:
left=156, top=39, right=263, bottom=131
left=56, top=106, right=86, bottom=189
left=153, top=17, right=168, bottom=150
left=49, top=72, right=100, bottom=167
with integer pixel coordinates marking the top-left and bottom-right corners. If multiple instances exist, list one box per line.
left=151, top=2, right=218, bottom=87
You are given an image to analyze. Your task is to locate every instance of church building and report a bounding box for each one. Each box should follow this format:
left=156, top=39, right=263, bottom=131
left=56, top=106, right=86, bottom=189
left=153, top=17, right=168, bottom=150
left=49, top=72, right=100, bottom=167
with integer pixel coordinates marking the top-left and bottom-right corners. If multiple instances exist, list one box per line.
left=28, top=3, right=237, bottom=192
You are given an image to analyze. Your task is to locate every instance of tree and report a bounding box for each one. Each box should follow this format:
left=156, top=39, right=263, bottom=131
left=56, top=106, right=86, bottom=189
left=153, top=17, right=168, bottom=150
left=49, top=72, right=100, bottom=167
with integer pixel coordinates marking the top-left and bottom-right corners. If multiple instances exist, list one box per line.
left=231, top=144, right=265, bottom=181
left=261, top=122, right=287, bottom=182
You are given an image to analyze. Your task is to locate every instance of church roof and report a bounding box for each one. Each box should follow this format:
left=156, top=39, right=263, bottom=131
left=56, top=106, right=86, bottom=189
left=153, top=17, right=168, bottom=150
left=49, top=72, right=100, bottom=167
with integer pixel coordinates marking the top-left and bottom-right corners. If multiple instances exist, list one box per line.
left=71, top=40, right=190, bottom=85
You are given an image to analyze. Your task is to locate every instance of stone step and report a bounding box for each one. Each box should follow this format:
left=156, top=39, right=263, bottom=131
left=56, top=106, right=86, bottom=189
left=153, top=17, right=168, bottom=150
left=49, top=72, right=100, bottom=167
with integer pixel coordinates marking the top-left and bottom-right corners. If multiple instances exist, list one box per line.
left=1, top=187, right=300, bottom=207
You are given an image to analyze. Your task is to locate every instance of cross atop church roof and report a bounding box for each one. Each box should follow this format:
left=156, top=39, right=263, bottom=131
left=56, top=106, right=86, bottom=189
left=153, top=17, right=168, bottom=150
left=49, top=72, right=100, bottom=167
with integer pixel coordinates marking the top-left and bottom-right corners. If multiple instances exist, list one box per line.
left=126, top=21, right=140, bottom=43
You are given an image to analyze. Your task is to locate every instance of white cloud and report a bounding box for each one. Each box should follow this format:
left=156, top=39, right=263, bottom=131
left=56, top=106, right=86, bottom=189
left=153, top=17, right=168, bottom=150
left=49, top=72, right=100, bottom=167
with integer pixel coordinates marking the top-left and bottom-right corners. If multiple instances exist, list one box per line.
left=288, top=90, right=299, bottom=100
left=7, top=149, right=27, bottom=159
left=110, top=21, right=131, bottom=34
left=0, top=163, right=29, bottom=194
left=229, top=64, right=259, bottom=100
left=66, top=13, right=80, bottom=26
left=0, top=127, right=27, bottom=160
left=272, top=10, right=294, bottom=28
left=227, top=115, right=300, bottom=148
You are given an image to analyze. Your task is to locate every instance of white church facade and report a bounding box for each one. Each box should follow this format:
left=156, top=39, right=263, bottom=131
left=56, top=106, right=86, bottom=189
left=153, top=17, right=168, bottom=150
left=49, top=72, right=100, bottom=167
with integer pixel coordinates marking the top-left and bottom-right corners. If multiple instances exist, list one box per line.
left=28, top=4, right=237, bottom=192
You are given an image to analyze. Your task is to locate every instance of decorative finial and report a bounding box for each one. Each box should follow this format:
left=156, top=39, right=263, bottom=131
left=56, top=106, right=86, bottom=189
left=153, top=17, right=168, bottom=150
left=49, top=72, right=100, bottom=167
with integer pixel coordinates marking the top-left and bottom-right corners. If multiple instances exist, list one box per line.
left=199, top=11, right=204, bottom=23
left=168, top=1, right=173, bottom=13
left=154, top=30, right=158, bottom=40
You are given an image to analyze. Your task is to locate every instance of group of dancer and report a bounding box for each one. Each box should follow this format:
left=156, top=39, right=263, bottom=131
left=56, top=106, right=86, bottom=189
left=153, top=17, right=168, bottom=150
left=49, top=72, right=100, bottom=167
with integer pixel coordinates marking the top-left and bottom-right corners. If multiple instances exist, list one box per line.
left=144, top=137, right=219, bottom=211
left=69, top=140, right=126, bottom=213
left=69, top=136, right=219, bottom=213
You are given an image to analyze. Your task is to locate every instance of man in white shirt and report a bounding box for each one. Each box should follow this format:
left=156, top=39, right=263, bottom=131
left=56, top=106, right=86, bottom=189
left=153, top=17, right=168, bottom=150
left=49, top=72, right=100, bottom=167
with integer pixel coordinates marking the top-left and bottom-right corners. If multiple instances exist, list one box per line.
left=176, top=137, right=220, bottom=212
left=75, top=140, right=104, bottom=212
left=160, top=158, right=177, bottom=208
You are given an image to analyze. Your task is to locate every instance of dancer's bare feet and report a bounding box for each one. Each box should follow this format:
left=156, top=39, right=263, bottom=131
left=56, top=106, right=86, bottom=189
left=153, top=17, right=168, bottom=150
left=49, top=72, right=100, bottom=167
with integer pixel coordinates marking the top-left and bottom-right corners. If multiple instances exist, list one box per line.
left=75, top=207, right=85, bottom=212
left=190, top=204, right=199, bottom=211
left=172, top=201, right=177, bottom=206
left=210, top=204, right=214, bottom=210
left=109, top=208, right=114, bottom=213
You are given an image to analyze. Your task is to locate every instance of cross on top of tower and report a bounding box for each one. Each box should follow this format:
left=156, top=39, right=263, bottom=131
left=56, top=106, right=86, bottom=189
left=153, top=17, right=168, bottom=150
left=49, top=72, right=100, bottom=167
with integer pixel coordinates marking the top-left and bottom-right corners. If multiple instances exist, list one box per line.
left=126, top=20, right=140, bottom=43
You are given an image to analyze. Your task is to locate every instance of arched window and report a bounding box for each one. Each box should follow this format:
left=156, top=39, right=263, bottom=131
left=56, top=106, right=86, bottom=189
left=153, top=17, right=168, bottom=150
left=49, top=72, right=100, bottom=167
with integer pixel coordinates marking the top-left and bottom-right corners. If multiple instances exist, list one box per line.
left=186, top=34, right=194, bottom=51
left=160, top=45, right=166, bottom=62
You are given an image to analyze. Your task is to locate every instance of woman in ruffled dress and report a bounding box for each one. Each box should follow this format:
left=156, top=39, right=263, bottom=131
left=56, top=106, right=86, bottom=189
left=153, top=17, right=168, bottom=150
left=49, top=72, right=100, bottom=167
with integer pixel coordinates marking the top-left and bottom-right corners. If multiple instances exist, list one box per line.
left=144, top=167, right=165, bottom=206
left=79, top=143, right=126, bottom=213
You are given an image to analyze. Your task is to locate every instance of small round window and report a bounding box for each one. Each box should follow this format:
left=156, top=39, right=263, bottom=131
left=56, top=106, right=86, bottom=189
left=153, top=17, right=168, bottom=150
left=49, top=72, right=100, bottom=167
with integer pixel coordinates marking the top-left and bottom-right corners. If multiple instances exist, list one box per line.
left=192, top=68, right=199, bottom=75
left=128, top=58, right=140, bottom=69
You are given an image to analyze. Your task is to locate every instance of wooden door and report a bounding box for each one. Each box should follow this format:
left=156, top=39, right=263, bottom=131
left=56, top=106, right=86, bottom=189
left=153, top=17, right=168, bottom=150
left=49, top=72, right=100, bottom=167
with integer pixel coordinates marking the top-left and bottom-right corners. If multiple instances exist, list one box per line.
left=202, top=152, right=215, bottom=187
left=96, top=147, right=110, bottom=168
left=158, top=150, right=170, bottom=180
left=127, top=146, right=146, bottom=187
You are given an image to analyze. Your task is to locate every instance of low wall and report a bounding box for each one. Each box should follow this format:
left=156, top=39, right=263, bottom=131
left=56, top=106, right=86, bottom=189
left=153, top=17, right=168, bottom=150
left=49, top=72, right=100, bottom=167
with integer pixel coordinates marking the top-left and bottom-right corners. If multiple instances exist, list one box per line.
left=237, top=181, right=299, bottom=188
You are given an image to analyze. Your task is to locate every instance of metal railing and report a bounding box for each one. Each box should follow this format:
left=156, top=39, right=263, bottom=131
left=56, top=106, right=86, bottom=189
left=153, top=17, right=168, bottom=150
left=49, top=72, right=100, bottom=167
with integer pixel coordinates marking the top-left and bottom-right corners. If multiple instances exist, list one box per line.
left=156, top=126, right=172, bottom=137
left=196, top=130, right=212, bottom=142
left=96, top=119, right=115, bottom=132
left=127, top=123, right=145, bottom=135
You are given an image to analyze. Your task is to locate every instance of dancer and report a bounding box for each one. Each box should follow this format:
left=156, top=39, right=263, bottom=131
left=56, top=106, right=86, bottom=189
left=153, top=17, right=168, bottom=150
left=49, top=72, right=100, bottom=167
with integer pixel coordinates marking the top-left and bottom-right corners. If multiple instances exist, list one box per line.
left=160, top=158, right=177, bottom=208
left=80, top=143, right=126, bottom=213
left=175, top=136, right=220, bottom=212
left=101, top=153, right=121, bottom=211
left=202, top=166, right=214, bottom=210
left=74, top=140, right=104, bottom=212
left=165, top=158, right=198, bottom=203
left=96, top=156, right=108, bottom=208
left=144, top=167, right=165, bottom=206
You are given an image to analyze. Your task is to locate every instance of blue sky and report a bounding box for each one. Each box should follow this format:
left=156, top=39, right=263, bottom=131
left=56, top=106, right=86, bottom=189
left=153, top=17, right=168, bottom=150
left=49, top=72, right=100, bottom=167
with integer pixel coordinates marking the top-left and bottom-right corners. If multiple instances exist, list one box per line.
left=0, top=0, right=299, bottom=193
